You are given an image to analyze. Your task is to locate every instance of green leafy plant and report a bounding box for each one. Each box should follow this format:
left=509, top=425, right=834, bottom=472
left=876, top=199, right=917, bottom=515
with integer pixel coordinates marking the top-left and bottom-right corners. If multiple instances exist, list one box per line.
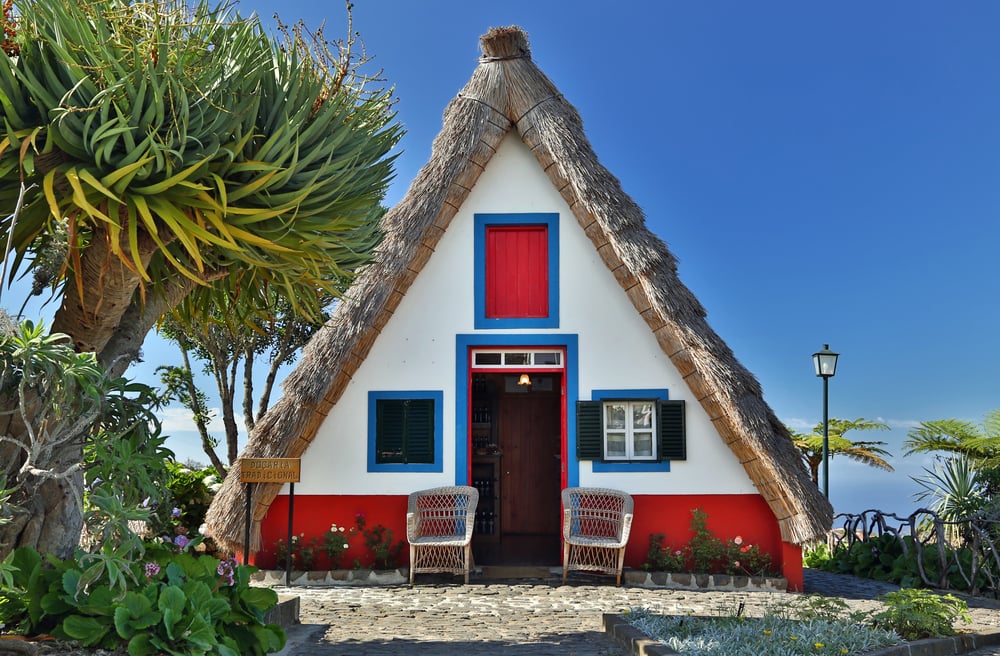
left=642, top=533, right=685, bottom=572
left=870, top=588, right=971, bottom=640
left=641, top=509, right=780, bottom=577
left=803, top=541, right=833, bottom=569
left=1, top=544, right=284, bottom=655
left=355, top=514, right=404, bottom=569
left=322, top=522, right=357, bottom=569
left=274, top=534, right=318, bottom=571
left=686, top=508, right=727, bottom=573
left=148, top=463, right=220, bottom=550
left=721, top=534, right=774, bottom=577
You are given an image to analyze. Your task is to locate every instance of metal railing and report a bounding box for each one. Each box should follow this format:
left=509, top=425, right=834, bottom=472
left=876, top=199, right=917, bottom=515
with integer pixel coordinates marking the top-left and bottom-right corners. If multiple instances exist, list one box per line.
left=826, top=508, right=1000, bottom=595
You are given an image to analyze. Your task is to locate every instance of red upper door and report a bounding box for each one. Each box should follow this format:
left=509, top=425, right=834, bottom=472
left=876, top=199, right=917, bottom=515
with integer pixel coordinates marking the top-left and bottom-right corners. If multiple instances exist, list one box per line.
left=484, top=225, right=548, bottom=318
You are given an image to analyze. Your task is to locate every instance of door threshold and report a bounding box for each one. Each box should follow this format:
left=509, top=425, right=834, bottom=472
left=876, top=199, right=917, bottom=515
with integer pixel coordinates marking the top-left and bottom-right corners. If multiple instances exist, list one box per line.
left=475, top=565, right=562, bottom=580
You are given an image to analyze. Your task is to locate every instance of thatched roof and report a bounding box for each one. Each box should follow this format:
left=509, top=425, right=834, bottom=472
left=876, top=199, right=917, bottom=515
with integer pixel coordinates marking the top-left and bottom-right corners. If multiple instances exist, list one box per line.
left=205, top=26, right=833, bottom=554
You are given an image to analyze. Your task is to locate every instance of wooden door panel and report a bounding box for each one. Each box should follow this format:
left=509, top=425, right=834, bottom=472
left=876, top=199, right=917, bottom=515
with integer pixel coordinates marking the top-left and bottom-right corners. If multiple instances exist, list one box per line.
left=499, top=387, right=561, bottom=535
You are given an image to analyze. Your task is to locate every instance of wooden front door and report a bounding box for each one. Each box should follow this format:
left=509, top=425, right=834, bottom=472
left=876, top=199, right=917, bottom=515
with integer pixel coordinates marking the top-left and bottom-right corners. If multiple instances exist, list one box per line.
left=498, top=375, right=562, bottom=536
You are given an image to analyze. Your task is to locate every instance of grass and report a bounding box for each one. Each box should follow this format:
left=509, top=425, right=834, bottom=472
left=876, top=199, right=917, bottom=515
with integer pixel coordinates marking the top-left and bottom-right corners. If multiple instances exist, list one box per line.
left=624, top=597, right=904, bottom=656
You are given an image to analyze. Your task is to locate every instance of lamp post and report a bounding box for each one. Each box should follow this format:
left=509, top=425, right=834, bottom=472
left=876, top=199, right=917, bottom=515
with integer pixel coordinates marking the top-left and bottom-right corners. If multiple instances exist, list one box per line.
left=812, top=344, right=839, bottom=499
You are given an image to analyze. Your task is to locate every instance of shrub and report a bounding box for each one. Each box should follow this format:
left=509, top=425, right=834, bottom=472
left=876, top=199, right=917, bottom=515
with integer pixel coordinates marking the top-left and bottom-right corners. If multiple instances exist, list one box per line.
left=322, top=523, right=356, bottom=569
left=641, top=509, right=779, bottom=577
left=1, top=543, right=284, bottom=655
left=355, top=514, right=404, bottom=569
left=642, top=533, right=685, bottom=572
left=870, top=588, right=971, bottom=640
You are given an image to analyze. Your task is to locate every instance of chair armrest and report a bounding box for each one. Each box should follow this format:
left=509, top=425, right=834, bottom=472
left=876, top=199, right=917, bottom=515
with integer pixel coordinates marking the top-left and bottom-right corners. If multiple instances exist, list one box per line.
left=618, top=512, right=634, bottom=544
left=562, top=508, right=573, bottom=539
left=406, top=511, right=419, bottom=541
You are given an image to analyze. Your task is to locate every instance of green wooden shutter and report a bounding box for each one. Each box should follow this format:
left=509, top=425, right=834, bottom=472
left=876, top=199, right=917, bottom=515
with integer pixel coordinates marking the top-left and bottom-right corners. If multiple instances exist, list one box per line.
left=576, top=401, right=603, bottom=460
left=658, top=399, right=686, bottom=460
left=376, top=399, right=406, bottom=463
left=403, top=398, right=435, bottom=464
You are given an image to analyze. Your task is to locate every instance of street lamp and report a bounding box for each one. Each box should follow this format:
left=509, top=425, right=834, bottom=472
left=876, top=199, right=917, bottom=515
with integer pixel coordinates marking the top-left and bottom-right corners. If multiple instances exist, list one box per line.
left=812, top=344, right=839, bottom=498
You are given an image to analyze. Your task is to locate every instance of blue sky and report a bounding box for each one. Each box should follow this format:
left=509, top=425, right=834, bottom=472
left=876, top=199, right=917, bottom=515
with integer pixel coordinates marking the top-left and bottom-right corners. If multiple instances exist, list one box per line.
left=13, top=1, right=1000, bottom=519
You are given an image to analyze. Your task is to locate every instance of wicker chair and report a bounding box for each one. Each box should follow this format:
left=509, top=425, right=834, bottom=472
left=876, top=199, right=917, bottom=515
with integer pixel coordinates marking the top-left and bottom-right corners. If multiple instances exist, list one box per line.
left=561, top=487, right=634, bottom=586
left=406, top=486, right=479, bottom=584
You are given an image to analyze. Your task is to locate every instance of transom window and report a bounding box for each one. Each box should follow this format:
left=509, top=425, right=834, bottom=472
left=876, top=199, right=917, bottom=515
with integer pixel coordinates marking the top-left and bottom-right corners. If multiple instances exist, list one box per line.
left=472, top=349, right=562, bottom=369
left=603, top=401, right=656, bottom=461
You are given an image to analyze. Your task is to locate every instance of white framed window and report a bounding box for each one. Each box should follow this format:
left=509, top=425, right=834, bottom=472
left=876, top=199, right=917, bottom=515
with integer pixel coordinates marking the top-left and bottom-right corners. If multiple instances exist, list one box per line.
left=602, top=400, right=656, bottom=461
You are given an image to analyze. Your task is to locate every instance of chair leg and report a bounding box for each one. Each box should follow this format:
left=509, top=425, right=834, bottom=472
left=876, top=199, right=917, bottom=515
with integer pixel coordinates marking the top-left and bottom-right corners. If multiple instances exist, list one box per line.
left=616, top=546, right=626, bottom=587
left=409, top=545, right=415, bottom=584
left=464, top=545, right=471, bottom=584
left=562, top=542, right=570, bottom=583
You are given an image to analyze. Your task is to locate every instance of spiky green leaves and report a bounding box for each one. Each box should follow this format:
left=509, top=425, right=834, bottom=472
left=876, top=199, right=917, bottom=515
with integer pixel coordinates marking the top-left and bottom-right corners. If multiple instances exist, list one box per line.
left=0, top=0, right=400, bottom=325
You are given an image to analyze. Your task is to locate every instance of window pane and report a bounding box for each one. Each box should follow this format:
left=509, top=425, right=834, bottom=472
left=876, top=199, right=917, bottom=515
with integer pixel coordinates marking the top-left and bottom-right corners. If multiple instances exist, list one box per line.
left=474, top=352, right=501, bottom=365
left=632, top=403, right=653, bottom=429
left=606, top=433, right=626, bottom=457
left=605, top=404, right=626, bottom=430
left=634, top=432, right=654, bottom=457
left=533, top=352, right=561, bottom=365
left=504, top=352, right=530, bottom=365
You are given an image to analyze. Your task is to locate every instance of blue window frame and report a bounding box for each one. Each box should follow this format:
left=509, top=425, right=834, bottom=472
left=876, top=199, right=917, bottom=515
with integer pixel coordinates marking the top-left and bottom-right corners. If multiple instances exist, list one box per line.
left=474, top=213, right=559, bottom=329
left=367, top=391, right=444, bottom=472
left=589, top=389, right=673, bottom=473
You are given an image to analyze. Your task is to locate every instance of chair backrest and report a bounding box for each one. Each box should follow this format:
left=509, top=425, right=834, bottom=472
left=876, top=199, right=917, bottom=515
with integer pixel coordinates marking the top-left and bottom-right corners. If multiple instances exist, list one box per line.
left=562, top=487, right=633, bottom=540
left=408, top=486, right=479, bottom=538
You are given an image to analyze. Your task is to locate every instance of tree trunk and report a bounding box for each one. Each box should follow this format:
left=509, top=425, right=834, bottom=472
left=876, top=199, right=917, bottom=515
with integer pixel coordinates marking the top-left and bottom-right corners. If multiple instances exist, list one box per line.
left=51, top=222, right=157, bottom=355
left=0, top=470, right=83, bottom=559
left=179, top=346, right=228, bottom=476
left=0, top=437, right=84, bottom=559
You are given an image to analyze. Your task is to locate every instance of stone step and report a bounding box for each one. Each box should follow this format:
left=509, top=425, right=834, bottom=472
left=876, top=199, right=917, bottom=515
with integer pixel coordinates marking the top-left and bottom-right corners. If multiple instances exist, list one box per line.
left=263, top=595, right=300, bottom=629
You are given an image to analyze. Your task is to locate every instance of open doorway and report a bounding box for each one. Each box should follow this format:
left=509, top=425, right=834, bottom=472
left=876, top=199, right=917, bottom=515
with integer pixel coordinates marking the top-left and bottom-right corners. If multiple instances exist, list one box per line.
left=470, top=372, right=563, bottom=565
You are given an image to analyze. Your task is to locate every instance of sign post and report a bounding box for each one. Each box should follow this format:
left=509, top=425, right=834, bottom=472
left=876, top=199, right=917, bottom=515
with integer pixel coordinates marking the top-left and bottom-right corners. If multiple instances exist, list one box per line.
left=239, top=458, right=301, bottom=585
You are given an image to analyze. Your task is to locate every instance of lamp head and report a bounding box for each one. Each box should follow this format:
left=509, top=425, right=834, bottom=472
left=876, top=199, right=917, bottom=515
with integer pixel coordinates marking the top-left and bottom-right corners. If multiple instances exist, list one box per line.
left=812, top=344, right=839, bottom=378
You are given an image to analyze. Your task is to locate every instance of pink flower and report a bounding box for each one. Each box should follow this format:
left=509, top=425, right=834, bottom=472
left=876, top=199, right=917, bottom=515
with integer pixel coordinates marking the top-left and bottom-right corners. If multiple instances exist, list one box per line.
left=733, top=536, right=743, bottom=546
left=673, top=550, right=682, bottom=556
left=740, top=545, right=751, bottom=553
left=217, top=558, right=236, bottom=586
left=734, top=561, right=741, bottom=568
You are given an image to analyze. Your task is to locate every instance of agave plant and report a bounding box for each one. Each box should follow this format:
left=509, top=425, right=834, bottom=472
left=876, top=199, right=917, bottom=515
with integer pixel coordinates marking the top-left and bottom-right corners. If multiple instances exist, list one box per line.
left=912, top=456, right=987, bottom=522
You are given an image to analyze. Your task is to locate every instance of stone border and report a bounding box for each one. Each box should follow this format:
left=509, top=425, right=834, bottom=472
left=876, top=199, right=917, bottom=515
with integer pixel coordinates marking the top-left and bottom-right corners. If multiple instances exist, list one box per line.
left=624, top=570, right=788, bottom=592
left=253, top=568, right=408, bottom=586
left=602, top=613, right=1000, bottom=656
left=254, top=568, right=789, bottom=590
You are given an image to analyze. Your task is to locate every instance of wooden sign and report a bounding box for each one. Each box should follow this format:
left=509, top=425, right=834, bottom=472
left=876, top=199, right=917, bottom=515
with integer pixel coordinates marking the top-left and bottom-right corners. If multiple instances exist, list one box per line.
left=239, top=458, right=300, bottom=483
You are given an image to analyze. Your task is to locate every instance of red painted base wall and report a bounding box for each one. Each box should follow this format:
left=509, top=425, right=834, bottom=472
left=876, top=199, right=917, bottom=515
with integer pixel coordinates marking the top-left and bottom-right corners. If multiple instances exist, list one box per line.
left=254, top=493, right=803, bottom=591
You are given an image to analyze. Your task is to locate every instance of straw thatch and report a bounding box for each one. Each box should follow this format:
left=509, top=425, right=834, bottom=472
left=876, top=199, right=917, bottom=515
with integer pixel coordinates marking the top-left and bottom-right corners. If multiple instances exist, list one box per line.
left=205, top=26, right=833, bottom=554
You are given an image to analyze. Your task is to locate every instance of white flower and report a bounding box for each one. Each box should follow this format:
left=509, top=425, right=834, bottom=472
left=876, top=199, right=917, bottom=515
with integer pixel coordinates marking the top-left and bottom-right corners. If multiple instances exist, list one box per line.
left=198, top=523, right=209, bottom=536
left=338, top=527, right=345, bottom=532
